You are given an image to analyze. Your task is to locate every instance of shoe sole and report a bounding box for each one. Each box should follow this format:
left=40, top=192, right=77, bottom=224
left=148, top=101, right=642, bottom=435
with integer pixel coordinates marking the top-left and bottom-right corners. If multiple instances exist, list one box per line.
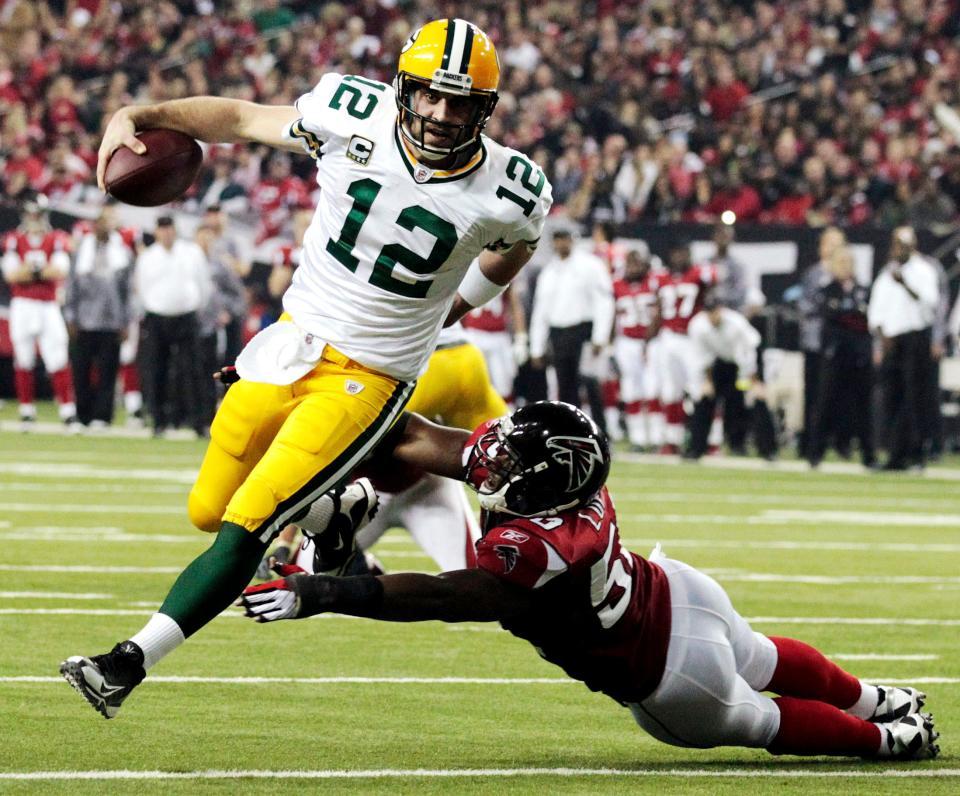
left=59, top=657, right=115, bottom=719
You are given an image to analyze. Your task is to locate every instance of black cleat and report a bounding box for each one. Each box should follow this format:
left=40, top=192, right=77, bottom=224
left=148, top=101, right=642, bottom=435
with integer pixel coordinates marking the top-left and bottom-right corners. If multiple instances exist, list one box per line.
left=60, top=641, right=146, bottom=719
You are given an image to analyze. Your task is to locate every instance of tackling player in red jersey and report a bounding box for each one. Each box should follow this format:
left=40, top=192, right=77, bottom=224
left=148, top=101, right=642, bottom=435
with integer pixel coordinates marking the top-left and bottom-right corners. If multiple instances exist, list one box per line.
left=240, top=401, right=938, bottom=761
left=1, top=199, right=78, bottom=429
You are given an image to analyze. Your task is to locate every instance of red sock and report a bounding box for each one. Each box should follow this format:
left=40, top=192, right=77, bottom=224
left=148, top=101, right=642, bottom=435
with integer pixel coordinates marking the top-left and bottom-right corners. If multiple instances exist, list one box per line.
left=14, top=368, right=35, bottom=405
left=120, top=363, right=140, bottom=393
left=49, top=367, right=75, bottom=405
left=767, top=637, right=861, bottom=708
left=665, top=401, right=686, bottom=425
left=768, top=696, right=881, bottom=756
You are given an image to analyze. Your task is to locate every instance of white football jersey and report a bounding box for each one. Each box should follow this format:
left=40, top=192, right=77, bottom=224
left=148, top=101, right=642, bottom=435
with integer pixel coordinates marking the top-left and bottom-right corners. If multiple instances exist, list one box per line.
left=282, top=73, right=552, bottom=381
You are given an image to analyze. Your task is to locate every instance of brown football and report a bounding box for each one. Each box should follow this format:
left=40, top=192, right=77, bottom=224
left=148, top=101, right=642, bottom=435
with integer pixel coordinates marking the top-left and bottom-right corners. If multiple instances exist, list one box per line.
left=104, top=129, right=203, bottom=207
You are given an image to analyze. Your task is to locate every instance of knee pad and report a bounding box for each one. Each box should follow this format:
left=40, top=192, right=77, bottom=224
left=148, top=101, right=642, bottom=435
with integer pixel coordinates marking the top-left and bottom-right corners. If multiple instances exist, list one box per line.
left=187, top=488, right=224, bottom=533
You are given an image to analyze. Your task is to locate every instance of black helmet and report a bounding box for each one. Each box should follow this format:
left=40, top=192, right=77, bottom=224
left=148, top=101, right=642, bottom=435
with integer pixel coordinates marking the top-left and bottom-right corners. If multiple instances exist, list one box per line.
left=467, top=401, right=610, bottom=517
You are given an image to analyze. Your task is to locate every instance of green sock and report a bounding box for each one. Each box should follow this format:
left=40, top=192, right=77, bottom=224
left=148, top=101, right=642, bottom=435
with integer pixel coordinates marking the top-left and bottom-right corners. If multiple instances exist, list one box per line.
left=159, top=522, right=269, bottom=637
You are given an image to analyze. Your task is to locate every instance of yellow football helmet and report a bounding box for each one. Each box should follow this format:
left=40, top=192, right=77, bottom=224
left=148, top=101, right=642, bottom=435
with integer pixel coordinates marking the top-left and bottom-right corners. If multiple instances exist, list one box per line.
left=396, top=18, right=500, bottom=161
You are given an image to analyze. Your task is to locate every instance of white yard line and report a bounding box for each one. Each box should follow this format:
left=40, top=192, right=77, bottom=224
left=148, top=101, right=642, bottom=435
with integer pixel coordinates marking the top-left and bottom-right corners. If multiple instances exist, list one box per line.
left=0, top=564, right=181, bottom=573
left=0, top=502, right=183, bottom=514
left=617, top=452, right=960, bottom=480
left=622, top=538, right=960, bottom=553
left=3, top=676, right=576, bottom=685
left=716, top=574, right=960, bottom=585
left=620, top=511, right=960, bottom=527
left=0, top=532, right=202, bottom=544
left=747, top=616, right=960, bottom=626
left=0, top=591, right=113, bottom=600
left=615, top=491, right=960, bottom=510
left=825, top=654, right=938, bottom=661
left=4, top=675, right=958, bottom=686
left=0, top=462, right=196, bottom=482
left=0, top=767, right=959, bottom=782
left=2, top=481, right=185, bottom=494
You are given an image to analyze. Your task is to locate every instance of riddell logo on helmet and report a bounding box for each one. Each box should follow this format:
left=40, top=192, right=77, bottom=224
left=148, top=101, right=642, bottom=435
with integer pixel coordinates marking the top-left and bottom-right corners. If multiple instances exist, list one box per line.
left=546, top=436, right=604, bottom=491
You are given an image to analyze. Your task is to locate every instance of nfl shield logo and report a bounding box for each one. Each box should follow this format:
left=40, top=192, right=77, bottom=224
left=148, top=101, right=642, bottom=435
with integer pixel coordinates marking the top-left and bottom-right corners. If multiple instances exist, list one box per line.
left=345, top=379, right=365, bottom=395
left=414, top=165, right=432, bottom=183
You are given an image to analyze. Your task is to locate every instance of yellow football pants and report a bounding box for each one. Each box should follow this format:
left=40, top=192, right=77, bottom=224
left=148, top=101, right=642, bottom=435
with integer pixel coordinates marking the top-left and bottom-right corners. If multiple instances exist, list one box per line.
left=187, top=344, right=413, bottom=541
left=405, top=342, right=508, bottom=430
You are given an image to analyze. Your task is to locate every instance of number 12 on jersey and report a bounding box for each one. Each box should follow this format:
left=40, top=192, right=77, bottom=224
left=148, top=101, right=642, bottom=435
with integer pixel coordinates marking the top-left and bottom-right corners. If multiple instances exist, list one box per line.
left=325, top=178, right=458, bottom=298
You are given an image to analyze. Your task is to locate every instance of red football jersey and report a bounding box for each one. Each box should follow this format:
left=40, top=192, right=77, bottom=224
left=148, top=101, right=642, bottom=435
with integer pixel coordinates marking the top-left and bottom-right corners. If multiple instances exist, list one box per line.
left=461, top=292, right=508, bottom=333
left=613, top=274, right=661, bottom=340
left=250, top=176, right=311, bottom=243
left=474, top=485, right=671, bottom=704
left=658, top=264, right=717, bottom=334
left=2, top=230, right=71, bottom=301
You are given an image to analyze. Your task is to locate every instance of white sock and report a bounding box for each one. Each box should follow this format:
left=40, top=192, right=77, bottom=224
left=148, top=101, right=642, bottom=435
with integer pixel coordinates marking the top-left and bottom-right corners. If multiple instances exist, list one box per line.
left=847, top=680, right=880, bottom=719
left=130, top=612, right=185, bottom=670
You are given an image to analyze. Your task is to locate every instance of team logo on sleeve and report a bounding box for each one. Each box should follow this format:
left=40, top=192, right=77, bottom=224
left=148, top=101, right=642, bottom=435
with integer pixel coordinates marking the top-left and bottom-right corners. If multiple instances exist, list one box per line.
left=546, top=436, right=604, bottom=492
left=493, top=544, right=520, bottom=574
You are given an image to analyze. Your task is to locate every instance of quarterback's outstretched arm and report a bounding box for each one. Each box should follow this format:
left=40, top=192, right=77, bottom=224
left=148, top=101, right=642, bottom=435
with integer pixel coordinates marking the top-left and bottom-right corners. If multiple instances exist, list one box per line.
left=97, top=99, right=302, bottom=189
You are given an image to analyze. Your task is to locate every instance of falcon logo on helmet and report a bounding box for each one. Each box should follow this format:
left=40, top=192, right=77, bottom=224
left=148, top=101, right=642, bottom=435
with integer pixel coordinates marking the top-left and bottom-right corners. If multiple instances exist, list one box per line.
left=466, top=402, right=611, bottom=519
left=546, top=436, right=605, bottom=492
left=395, top=18, right=500, bottom=165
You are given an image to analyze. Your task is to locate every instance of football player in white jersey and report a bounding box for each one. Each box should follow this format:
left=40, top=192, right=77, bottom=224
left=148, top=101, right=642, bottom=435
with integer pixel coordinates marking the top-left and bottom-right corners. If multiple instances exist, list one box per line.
left=61, top=18, right=553, bottom=720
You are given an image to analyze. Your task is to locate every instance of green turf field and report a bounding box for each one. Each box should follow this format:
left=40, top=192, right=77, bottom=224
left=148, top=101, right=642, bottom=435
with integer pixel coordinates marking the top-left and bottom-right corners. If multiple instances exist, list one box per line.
left=1, top=412, right=958, bottom=794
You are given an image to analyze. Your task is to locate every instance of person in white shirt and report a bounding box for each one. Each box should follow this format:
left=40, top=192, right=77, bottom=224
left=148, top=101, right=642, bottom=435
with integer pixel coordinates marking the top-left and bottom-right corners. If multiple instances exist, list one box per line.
left=867, top=226, right=940, bottom=470
left=529, top=228, right=615, bottom=432
left=134, top=215, right=212, bottom=437
left=685, top=295, right=769, bottom=459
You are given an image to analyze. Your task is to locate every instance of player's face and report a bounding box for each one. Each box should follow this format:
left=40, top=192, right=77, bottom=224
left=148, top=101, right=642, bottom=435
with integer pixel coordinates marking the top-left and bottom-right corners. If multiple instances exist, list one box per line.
left=473, top=427, right=521, bottom=494
left=624, top=252, right=648, bottom=281
left=155, top=225, right=176, bottom=247
left=669, top=246, right=689, bottom=272
left=409, top=87, right=478, bottom=149
left=94, top=208, right=116, bottom=239
left=23, top=211, right=45, bottom=234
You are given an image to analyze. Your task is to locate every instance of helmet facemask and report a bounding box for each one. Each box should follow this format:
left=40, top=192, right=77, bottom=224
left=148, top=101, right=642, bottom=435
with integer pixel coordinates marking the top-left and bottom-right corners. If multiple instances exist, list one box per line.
left=395, top=73, right=498, bottom=164
left=467, top=407, right=607, bottom=519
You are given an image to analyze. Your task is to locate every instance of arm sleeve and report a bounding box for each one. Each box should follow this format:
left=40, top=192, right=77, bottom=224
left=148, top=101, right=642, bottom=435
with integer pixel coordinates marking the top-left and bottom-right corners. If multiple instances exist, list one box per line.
left=1, top=235, right=21, bottom=281
left=527, top=270, right=552, bottom=359
left=733, top=313, right=761, bottom=377
left=866, top=279, right=884, bottom=333
left=590, top=259, right=615, bottom=347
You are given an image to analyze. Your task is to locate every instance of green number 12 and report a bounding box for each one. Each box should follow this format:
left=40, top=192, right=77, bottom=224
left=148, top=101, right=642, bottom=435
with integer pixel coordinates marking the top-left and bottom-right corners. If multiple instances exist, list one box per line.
left=325, top=178, right=459, bottom=298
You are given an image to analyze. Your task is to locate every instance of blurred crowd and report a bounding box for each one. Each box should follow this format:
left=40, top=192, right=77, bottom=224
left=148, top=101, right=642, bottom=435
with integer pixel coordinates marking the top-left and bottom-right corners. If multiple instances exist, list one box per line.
left=4, top=0, right=960, bottom=244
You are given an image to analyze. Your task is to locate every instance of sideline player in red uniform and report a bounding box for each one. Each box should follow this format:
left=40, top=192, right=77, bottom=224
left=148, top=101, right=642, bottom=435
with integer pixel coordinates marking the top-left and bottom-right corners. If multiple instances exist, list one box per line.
left=1, top=199, right=78, bottom=429
left=240, top=402, right=938, bottom=760
left=650, top=241, right=717, bottom=450
left=611, top=248, right=663, bottom=450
